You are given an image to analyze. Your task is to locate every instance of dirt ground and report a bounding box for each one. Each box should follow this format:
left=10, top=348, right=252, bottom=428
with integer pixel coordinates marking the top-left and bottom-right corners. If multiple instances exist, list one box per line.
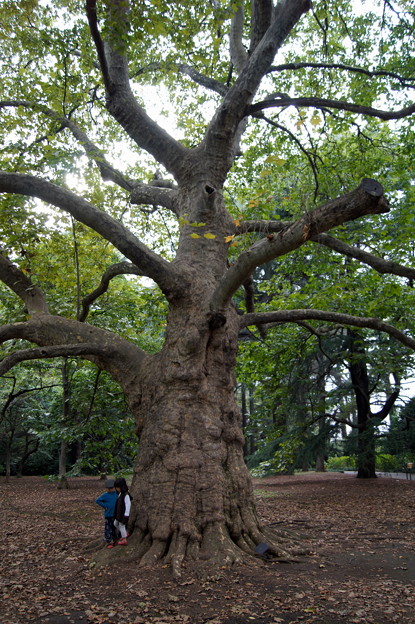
left=1, top=472, right=414, bottom=624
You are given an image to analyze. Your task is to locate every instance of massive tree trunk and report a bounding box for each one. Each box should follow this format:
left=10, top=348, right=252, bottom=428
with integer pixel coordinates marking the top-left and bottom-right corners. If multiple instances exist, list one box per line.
left=122, top=267, right=292, bottom=574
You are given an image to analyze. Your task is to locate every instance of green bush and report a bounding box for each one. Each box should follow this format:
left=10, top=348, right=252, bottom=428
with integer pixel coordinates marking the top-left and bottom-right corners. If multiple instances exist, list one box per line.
left=326, top=456, right=356, bottom=471
left=375, top=454, right=397, bottom=472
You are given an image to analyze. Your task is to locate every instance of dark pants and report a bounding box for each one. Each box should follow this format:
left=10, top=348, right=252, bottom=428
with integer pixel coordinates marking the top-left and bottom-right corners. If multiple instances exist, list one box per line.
left=104, top=517, right=116, bottom=543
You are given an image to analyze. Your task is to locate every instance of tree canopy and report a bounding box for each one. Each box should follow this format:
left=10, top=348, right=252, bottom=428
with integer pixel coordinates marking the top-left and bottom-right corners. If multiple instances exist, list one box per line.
left=1, top=0, right=415, bottom=572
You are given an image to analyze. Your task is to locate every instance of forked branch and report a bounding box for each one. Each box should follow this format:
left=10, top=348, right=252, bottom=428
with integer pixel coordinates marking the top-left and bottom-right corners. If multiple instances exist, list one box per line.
left=86, top=0, right=188, bottom=180
left=205, top=0, right=311, bottom=165
left=79, top=262, right=145, bottom=322
left=0, top=315, right=147, bottom=382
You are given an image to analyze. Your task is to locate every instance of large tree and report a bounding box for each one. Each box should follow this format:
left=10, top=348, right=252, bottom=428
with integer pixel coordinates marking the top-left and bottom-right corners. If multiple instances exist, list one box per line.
left=1, top=0, right=415, bottom=573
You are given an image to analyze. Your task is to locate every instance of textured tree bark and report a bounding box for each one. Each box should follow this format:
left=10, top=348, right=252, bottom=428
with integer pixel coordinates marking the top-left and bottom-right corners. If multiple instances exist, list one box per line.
left=115, top=302, right=295, bottom=575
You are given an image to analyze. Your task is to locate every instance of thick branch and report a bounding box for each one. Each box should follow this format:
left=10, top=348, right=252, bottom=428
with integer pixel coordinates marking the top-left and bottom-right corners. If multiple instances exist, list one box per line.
left=210, top=179, right=389, bottom=311
left=176, top=64, right=228, bottom=96
left=85, top=0, right=112, bottom=92
left=0, top=172, right=179, bottom=297
left=0, top=344, right=115, bottom=376
left=0, top=252, right=48, bottom=314
left=205, top=0, right=311, bottom=169
left=240, top=309, right=415, bottom=351
left=229, top=3, right=248, bottom=72
left=130, top=183, right=179, bottom=215
left=250, top=0, right=274, bottom=53
left=373, top=388, right=400, bottom=421
left=249, top=96, right=415, bottom=121
left=86, top=0, right=188, bottom=180
left=0, top=100, right=135, bottom=191
left=0, top=315, right=146, bottom=382
left=235, top=223, right=415, bottom=281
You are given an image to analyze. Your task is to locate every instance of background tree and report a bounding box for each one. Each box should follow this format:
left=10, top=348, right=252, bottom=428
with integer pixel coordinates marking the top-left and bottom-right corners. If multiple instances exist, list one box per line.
left=0, top=366, right=58, bottom=479
left=1, top=0, right=415, bottom=574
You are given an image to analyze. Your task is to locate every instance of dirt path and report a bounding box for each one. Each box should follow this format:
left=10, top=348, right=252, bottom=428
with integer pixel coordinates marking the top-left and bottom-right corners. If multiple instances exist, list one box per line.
left=1, top=472, right=414, bottom=624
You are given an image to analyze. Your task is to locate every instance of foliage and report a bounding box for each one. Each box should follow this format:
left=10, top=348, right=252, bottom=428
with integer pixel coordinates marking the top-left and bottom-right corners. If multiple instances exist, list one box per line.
left=326, top=456, right=356, bottom=472
left=1, top=0, right=415, bottom=567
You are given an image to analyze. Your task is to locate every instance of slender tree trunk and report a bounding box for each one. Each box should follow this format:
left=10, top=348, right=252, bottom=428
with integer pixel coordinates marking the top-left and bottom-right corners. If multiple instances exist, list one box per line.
left=16, top=435, right=39, bottom=476
left=348, top=330, right=377, bottom=479
left=58, top=359, right=70, bottom=488
left=315, top=357, right=327, bottom=472
left=5, top=440, right=12, bottom=482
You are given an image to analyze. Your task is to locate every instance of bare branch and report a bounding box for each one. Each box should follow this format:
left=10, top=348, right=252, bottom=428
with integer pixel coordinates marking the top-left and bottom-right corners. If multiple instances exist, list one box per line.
left=176, top=64, right=228, bottom=97
left=130, top=62, right=228, bottom=96
left=0, top=315, right=146, bottom=383
left=0, top=171, right=179, bottom=297
left=269, top=61, right=415, bottom=89
left=0, top=252, right=49, bottom=315
left=85, top=0, right=111, bottom=92
left=313, top=233, right=415, bottom=280
left=79, top=261, right=145, bottom=322
left=210, top=179, right=389, bottom=312
left=235, top=224, right=415, bottom=281
left=0, top=100, right=135, bottom=191
left=240, top=309, right=415, bottom=351
left=249, top=96, right=415, bottom=121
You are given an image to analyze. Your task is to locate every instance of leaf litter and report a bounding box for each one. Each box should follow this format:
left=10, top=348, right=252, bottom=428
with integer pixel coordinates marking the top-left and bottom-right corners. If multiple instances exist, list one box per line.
left=1, top=472, right=414, bottom=624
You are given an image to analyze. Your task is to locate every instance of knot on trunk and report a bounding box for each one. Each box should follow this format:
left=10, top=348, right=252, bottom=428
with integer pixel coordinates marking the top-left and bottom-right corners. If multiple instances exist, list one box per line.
left=207, top=311, right=227, bottom=329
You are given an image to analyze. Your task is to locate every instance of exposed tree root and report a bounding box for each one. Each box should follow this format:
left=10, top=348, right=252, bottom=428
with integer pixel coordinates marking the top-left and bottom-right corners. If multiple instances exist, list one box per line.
left=90, top=520, right=306, bottom=577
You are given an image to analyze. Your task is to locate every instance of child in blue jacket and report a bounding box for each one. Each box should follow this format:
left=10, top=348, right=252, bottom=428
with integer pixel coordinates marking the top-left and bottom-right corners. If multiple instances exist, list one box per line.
left=95, top=478, right=118, bottom=548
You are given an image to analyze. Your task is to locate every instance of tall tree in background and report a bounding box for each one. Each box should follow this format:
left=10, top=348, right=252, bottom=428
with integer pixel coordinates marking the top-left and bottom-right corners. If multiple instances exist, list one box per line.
left=1, top=1, right=415, bottom=573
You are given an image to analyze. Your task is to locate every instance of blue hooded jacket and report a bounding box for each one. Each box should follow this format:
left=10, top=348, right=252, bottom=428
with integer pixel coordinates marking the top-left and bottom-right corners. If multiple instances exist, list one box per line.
left=95, top=491, right=117, bottom=518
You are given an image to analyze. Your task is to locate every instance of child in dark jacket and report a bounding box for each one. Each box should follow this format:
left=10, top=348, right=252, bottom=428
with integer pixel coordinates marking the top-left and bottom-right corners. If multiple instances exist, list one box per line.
left=114, top=477, right=131, bottom=546
left=95, top=478, right=118, bottom=549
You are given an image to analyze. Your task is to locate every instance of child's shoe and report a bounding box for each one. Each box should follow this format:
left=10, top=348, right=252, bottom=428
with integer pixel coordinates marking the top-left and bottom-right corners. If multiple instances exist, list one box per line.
left=106, top=541, right=116, bottom=549
left=117, top=537, right=128, bottom=546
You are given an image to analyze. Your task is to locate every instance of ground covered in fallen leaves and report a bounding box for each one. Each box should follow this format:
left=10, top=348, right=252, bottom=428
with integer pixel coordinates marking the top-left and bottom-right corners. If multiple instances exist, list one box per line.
left=1, top=472, right=414, bottom=624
